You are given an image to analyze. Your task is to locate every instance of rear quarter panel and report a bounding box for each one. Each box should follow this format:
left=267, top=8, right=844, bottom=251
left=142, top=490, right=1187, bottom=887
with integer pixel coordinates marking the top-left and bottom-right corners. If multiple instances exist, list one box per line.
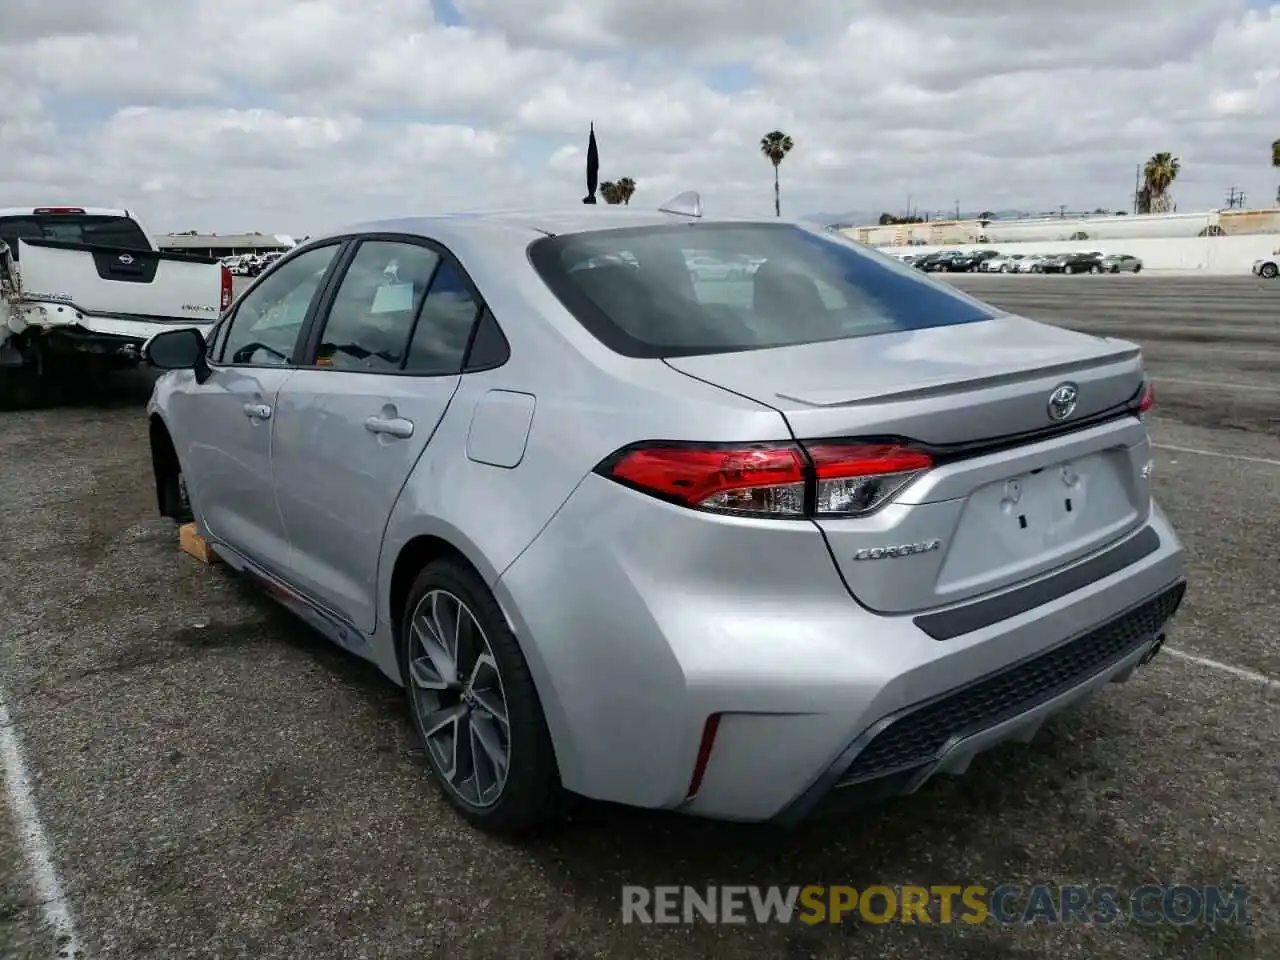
left=373, top=222, right=792, bottom=626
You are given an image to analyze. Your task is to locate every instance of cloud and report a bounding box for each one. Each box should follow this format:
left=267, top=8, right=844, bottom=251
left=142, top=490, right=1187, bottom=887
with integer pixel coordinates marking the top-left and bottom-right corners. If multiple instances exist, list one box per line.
left=1, top=0, right=1277, bottom=234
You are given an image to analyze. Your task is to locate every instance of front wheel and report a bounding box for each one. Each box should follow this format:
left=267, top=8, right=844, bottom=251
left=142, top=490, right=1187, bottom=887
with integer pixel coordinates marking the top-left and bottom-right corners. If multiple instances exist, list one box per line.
left=1090, top=265, right=1100, bottom=274
left=1261, top=263, right=1278, bottom=279
left=400, top=558, right=563, bottom=834
left=1132, top=264, right=1142, bottom=274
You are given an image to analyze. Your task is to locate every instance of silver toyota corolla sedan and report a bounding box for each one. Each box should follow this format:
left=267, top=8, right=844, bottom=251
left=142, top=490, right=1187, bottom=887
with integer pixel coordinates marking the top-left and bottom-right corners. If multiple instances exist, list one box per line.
left=143, top=202, right=1186, bottom=833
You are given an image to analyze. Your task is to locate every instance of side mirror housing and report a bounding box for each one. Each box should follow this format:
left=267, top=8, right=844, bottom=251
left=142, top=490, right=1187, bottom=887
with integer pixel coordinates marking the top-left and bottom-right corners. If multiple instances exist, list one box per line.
left=144, top=327, right=208, bottom=375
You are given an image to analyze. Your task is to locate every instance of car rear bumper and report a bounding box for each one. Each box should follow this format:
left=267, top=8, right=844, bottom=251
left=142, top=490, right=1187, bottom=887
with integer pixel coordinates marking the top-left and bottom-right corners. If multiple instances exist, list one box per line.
left=496, top=475, right=1185, bottom=823
left=772, top=577, right=1183, bottom=824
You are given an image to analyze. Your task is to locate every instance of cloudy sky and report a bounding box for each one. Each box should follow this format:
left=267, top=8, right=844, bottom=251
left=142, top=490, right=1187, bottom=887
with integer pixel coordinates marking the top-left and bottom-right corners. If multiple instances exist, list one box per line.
left=1, top=0, right=1277, bottom=236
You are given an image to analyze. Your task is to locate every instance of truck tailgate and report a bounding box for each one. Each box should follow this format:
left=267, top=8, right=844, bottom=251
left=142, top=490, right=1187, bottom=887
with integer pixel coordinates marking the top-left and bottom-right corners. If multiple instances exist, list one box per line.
left=16, top=238, right=224, bottom=323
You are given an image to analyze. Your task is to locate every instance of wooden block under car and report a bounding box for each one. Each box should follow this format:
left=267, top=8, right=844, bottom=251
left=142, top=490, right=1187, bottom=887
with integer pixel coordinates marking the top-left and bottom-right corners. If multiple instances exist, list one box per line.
left=179, top=522, right=220, bottom=564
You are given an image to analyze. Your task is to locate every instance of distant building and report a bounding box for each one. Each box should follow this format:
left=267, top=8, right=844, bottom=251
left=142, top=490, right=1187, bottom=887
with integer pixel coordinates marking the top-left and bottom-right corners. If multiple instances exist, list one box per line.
left=154, top=232, right=296, bottom=258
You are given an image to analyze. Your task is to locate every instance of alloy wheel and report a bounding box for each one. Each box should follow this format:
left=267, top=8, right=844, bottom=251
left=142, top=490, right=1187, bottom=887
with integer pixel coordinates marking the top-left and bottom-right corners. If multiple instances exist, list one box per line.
left=407, top=589, right=511, bottom=808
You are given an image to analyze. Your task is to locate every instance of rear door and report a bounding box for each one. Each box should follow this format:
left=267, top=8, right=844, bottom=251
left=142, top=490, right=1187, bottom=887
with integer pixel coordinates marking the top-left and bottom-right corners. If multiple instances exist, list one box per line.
left=270, top=235, right=481, bottom=632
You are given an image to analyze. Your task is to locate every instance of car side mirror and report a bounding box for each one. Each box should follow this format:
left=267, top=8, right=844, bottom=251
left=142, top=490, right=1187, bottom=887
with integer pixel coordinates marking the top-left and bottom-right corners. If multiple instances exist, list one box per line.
left=144, top=327, right=208, bottom=378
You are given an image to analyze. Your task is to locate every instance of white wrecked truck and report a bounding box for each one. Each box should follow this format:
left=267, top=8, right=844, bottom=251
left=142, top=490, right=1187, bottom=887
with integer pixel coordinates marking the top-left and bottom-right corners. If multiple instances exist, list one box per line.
left=0, top=207, right=231, bottom=405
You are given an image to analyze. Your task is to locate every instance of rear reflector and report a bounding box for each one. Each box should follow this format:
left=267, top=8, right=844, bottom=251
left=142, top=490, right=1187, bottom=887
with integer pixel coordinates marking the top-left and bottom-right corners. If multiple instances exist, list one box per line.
left=32, top=207, right=85, bottom=215
left=599, top=440, right=931, bottom=519
left=685, top=713, right=722, bottom=800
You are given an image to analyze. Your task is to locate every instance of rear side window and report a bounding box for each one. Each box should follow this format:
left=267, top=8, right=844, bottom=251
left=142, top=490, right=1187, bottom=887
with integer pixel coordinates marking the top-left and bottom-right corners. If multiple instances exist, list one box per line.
left=529, top=223, right=997, bottom=358
left=0, top=214, right=151, bottom=260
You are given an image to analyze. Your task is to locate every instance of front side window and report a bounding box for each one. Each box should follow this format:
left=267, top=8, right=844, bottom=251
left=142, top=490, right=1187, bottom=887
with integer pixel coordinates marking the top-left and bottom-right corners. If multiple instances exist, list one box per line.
left=220, top=243, right=341, bottom=366
left=314, top=240, right=442, bottom=371
left=528, top=223, right=998, bottom=358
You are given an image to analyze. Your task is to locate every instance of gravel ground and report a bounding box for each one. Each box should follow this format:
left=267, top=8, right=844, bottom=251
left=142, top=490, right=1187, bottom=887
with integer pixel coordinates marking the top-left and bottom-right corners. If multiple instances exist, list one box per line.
left=1, top=274, right=1277, bottom=959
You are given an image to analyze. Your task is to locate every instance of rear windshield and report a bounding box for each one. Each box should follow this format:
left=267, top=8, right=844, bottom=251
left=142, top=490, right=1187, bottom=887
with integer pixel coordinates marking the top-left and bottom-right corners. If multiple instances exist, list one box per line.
left=0, top=214, right=151, bottom=261
left=528, top=222, right=997, bottom=358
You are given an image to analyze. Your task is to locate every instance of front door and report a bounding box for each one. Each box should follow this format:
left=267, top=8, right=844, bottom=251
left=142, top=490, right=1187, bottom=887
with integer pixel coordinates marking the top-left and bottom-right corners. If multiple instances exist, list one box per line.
left=181, top=241, right=345, bottom=576
left=271, top=237, right=482, bottom=631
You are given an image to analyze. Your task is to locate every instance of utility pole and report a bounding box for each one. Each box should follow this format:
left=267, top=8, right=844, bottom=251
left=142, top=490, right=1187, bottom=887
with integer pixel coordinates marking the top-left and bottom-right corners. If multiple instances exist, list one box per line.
left=1224, top=186, right=1245, bottom=209
left=1132, top=163, right=1141, bottom=214
left=954, top=200, right=960, bottom=220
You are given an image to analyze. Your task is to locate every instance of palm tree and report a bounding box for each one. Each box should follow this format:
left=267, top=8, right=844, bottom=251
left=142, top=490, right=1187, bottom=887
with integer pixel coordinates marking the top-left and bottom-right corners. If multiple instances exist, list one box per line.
left=616, top=177, right=637, bottom=205
left=599, top=181, right=622, bottom=204
left=1141, top=152, right=1181, bottom=214
left=759, top=131, right=795, bottom=217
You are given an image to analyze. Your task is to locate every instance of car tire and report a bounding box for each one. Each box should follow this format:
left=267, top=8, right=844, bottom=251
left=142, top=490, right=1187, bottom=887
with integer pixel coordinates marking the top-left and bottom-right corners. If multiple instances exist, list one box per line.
left=400, top=557, right=564, bottom=835
left=1132, top=264, right=1142, bottom=274
left=999, top=264, right=1008, bottom=273
left=1111, top=266, right=1120, bottom=274
left=1261, top=263, right=1278, bottom=279
left=1090, top=265, right=1100, bottom=274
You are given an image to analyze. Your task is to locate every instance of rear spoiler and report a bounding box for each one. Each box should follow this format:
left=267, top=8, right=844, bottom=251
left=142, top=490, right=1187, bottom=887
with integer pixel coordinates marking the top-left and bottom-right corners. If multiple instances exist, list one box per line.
left=17, top=237, right=220, bottom=266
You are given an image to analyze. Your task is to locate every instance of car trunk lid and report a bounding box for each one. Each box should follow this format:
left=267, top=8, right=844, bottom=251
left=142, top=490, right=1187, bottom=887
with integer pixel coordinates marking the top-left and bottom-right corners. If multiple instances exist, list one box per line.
left=665, top=314, right=1153, bottom=614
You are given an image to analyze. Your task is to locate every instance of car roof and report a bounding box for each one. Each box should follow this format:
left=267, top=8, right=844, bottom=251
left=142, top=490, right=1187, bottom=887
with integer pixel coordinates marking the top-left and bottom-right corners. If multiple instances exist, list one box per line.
left=312, top=206, right=785, bottom=248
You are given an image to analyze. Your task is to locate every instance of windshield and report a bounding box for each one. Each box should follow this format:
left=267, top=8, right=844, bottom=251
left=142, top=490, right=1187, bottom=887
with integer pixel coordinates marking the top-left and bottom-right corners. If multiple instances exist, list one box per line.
left=0, top=213, right=151, bottom=261
left=528, top=222, right=997, bottom=358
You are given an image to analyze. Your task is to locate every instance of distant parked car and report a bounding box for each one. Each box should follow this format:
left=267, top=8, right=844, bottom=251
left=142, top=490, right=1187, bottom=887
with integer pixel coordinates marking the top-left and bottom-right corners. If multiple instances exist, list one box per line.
left=948, top=249, right=1001, bottom=273
left=1252, top=249, right=1278, bottom=279
left=1100, top=254, right=1144, bottom=274
left=1062, top=252, right=1106, bottom=275
left=920, top=251, right=967, bottom=272
left=984, top=253, right=1027, bottom=273
left=1015, top=254, right=1054, bottom=273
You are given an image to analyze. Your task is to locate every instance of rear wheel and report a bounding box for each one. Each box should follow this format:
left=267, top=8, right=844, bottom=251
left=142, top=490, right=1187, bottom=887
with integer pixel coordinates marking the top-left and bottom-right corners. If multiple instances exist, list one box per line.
left=1261, top=263, right=1278, bottom=279
left=1090, top=264, right=1100, bottom=274
left=1132, top=263, right=1142, bottom=274
left=400, top=558, right=563, bottom=834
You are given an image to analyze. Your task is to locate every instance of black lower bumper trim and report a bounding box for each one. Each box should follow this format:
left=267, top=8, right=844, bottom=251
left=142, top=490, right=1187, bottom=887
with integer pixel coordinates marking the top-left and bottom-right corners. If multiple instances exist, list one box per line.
left=774, top=579, right=1185, bottom=825
left=914, top=527, right=1161, bottom=641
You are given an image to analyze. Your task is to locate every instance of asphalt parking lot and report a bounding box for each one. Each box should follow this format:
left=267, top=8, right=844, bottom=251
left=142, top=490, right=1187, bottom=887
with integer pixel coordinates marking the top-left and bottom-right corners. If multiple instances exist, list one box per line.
left=1, top=274, right=1277, bottom=959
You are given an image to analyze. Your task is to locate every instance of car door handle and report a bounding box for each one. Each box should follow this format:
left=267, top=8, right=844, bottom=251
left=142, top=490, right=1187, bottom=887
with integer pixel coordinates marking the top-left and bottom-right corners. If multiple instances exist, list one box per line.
left=243, top=402, right=272, bottom=420
left=364, top=416, right=414, bottom=439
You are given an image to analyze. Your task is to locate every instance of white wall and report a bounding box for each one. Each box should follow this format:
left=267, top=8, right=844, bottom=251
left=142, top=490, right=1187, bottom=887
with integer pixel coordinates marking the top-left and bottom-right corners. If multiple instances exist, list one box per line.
left=885, top=235, right=1280, bottom=273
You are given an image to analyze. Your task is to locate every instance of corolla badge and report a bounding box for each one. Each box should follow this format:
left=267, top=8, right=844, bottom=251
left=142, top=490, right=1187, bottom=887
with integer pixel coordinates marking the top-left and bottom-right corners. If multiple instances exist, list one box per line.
left=1047, top=382, right=1079, bottom=421
left=853, top=539, right=942, bottom=561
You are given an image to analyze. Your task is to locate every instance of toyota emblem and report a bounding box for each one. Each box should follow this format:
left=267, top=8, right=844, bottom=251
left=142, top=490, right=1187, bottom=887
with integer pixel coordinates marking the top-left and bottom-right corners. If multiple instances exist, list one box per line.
left=118, top=254, right=135, bottom=265
left=1047, top=383, right=1078, bottom=421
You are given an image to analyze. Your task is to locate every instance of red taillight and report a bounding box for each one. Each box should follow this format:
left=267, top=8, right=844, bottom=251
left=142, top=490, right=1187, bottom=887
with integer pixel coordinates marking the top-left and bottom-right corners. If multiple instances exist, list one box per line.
left=607, top=444, right=807, bottom=517
left=32, top=207, right=85, bottom=214
left=1138, top=381, right=1154, bottom=413
left=804, top=442, right=933, bottom=516
left=601, top=440, right=931, bottom=519
left=220, top=264, right=234, bottom=311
